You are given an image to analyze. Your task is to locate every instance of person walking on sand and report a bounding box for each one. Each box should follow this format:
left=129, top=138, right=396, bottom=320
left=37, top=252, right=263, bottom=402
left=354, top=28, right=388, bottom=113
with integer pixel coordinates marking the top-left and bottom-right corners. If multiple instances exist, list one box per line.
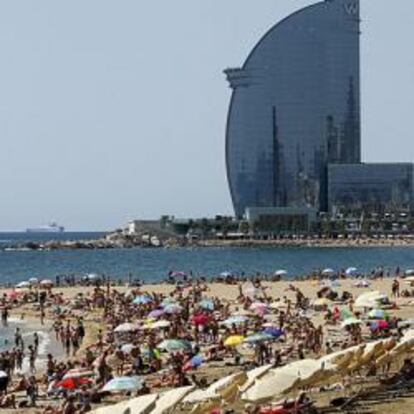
left=14, top=327, right=22, bottom=349
left=392, top=279, right=400, bottom=298
left=28, top=345, right=36, bottom=373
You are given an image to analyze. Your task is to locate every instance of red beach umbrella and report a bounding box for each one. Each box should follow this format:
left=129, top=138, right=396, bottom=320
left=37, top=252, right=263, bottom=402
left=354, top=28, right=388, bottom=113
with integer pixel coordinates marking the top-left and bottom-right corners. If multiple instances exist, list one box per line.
left=192, top=314, right=210, bottom=326
left=56, top=377, right=92, bottom=390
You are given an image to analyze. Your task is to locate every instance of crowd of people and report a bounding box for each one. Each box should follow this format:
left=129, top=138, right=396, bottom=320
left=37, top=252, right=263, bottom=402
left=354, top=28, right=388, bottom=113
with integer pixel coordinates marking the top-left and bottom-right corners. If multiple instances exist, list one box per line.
left=0, top=271, right=413, bottom=413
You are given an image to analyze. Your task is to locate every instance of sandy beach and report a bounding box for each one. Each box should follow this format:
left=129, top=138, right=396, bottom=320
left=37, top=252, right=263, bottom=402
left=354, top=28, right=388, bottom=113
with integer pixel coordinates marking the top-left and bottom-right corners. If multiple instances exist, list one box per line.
left=1, top=277, right=414, bottom=413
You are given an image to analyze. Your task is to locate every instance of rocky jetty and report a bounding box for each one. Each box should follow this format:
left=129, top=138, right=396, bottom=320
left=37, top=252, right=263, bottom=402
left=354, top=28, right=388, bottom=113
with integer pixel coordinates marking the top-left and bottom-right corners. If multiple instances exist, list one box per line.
left=2, top=231, right=185, bottom=251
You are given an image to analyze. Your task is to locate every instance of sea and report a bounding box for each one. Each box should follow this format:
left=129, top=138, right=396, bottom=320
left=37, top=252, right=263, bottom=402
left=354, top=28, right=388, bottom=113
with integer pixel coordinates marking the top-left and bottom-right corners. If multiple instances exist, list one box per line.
left=1, top=232, right=414, bottom=285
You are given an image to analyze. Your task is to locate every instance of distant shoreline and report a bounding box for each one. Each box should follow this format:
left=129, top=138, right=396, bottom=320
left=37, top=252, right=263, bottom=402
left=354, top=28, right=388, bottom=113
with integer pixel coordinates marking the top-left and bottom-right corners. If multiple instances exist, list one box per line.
left=3, top=233, right=414, bottom=251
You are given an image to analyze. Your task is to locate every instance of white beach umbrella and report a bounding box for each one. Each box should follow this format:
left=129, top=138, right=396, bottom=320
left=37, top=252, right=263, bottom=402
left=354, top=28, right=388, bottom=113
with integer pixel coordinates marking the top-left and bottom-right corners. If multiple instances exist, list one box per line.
left=322, top=268, right=335, bottom=276
left=345, top=267, right=358, bottom=276
left=16, top=281, right=30, bottom=289
left=40, top=279, right=53, bottom=287
left=102, top=376, right=143, bottom=393
left=123, top=394, right=158, bottom=414
left=239, top=365, right=273, bottom=393
left=90, top=402, right=129, bottom=414
left=405, top=269, right=414, bottom=276
left=241, top=367, right=298, bottom=403
left=274, top=270, right=288, bottom=277
left=150, top=320, right=171, bottom=330
left=354, top=291, right=388, bottom=308
left=151, top=385, right=194, bottom=414
left=114, top=322, right=138, bottom=333
left=184, top=372, right=247, bottom=405
left=28, top=277, right=39, bottom=285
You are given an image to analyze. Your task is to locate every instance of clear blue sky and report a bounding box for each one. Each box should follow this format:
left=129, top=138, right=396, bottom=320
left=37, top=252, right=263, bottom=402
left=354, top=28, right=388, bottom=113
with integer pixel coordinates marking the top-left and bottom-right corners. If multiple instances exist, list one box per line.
left=0, top=0, right=413, bottom=231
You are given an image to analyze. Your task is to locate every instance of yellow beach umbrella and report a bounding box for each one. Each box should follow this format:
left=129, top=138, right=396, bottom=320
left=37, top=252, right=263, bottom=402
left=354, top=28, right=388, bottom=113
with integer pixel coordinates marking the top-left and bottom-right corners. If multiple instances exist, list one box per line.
left=224, top=335, right=245, bottom=347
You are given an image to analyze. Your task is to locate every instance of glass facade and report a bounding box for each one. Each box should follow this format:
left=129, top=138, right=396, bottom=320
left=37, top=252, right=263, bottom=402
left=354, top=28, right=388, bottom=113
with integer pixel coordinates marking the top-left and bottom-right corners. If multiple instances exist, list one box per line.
left=225, top=0, right=361, bottom=217
left=328, top=164, right=414, bottom=213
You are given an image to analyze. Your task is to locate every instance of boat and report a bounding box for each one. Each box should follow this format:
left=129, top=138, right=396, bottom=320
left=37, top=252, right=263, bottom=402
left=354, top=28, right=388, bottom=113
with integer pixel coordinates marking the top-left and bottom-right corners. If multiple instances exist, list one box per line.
left=26, top=222, right=65, bottom=233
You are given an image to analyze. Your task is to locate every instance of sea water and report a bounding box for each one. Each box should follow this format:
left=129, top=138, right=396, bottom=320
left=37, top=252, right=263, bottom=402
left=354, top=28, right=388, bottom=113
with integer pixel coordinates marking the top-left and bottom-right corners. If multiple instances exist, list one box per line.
left=1, top=233, right=414, bottom=284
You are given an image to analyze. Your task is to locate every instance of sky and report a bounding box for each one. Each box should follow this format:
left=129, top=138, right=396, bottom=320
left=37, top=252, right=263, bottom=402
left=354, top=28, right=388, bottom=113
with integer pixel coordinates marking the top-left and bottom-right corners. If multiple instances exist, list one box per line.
left=0, top=0, right=413, bottom=231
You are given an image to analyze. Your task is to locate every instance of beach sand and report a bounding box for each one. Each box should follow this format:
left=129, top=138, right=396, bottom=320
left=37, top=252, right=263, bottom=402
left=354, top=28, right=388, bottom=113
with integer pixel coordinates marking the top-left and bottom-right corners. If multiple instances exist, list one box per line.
left=2, top=278, right=414, bottom=413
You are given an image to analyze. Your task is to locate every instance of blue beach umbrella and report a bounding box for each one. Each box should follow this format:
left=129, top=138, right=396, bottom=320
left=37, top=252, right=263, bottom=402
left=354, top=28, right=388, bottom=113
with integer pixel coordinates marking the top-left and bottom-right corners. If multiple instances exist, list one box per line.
left=157, top=339, right=192, bottom=352
left=223, top=316, right=249, bottom=326
left=102, top=376, right=143, bottom=393
left=163, top=304, right=183, bottom=314
left=244, top=333, right=274, bottom=344
left=199, top=299, right=214, bottom=311
left=133, top=295, right=152, bottom=305
left=263, top=327, right=284, bottom=338
left=161, top=298, right=177, bottom=306
left=368, top=309, right=389, bottom=320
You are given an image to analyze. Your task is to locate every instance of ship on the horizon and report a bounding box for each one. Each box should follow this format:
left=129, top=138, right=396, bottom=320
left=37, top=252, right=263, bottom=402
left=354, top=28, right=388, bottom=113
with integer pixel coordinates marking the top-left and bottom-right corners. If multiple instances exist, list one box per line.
left=26, top=222, right=65, bottom=233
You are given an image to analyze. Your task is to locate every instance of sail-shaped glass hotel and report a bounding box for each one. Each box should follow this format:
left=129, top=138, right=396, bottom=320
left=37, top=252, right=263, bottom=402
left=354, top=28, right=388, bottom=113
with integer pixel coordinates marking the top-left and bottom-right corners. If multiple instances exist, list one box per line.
left=224, top=0, right=361, bottom=217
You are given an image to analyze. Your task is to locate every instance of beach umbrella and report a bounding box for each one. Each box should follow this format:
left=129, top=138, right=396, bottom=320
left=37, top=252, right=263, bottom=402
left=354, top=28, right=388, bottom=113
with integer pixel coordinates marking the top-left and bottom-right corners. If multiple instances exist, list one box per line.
left=6, top=291, right=19, bottom=300
left=405, top=269, right=414, bottom=276
left=150, top=320, right=171, bottom=330
left=244, top=333, right=273, bottom=344
left=241, top=368, right=299, bottom=403
left=133, top=295, right=153, bottom=305
left=114, top=322, right=138, bottom=333
left=40, top=279, right=53, bottom=287
left=152, top=385, right=195, bottom=414
left=102, top=376, right=143, bottom=393
left=161, top=297, right=176, bottom=305
left=355, top=291, right=388, bottom=309
left=274, top=270, right=288, bottom=277
left=220, top=271, right=233, bottom=277
left=122, top=394, right=158, bottom=414
left=16, top=281, right=30, bottom=289
left=263, top=327, right=284, bottom=338
left=0, top=371, right=8, bottom=379
left=199, top=299, right=214, bottom=311
left=87, top=273, right=100, bottom=280
left=28, top=277, right=39, bottom=285
left=240, top=365, right=273, bottom=393
left=345, top=267, right=358, bottom=276
left=56, top=377, right=92, bottom=390
left=322, top=268, right=335, bottom=276
left=183, top=372, right=247, bottom=406
left=223, top=315, right=249, bottom=326
left=121, top=344, right=136, bottom=354
left=157, top=339, right=192, bottom=352
left=341, top=318, right=362, bottom=328
left=192, top=314, right=210, bottom=326
left=148, top=309, right=165, bottom=319
left=62, top=368, right=94, bottom=380
left=184, top=355, right=205, bottom=371
left=368, top=309, right=389, bottom=320
left=224, top=335, right=245, bottom=347
left=163, top=304, right=183, bottom=314
left=250, top=302, right=268, bottom=311
left=170, top=271, right=188, bottom=278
